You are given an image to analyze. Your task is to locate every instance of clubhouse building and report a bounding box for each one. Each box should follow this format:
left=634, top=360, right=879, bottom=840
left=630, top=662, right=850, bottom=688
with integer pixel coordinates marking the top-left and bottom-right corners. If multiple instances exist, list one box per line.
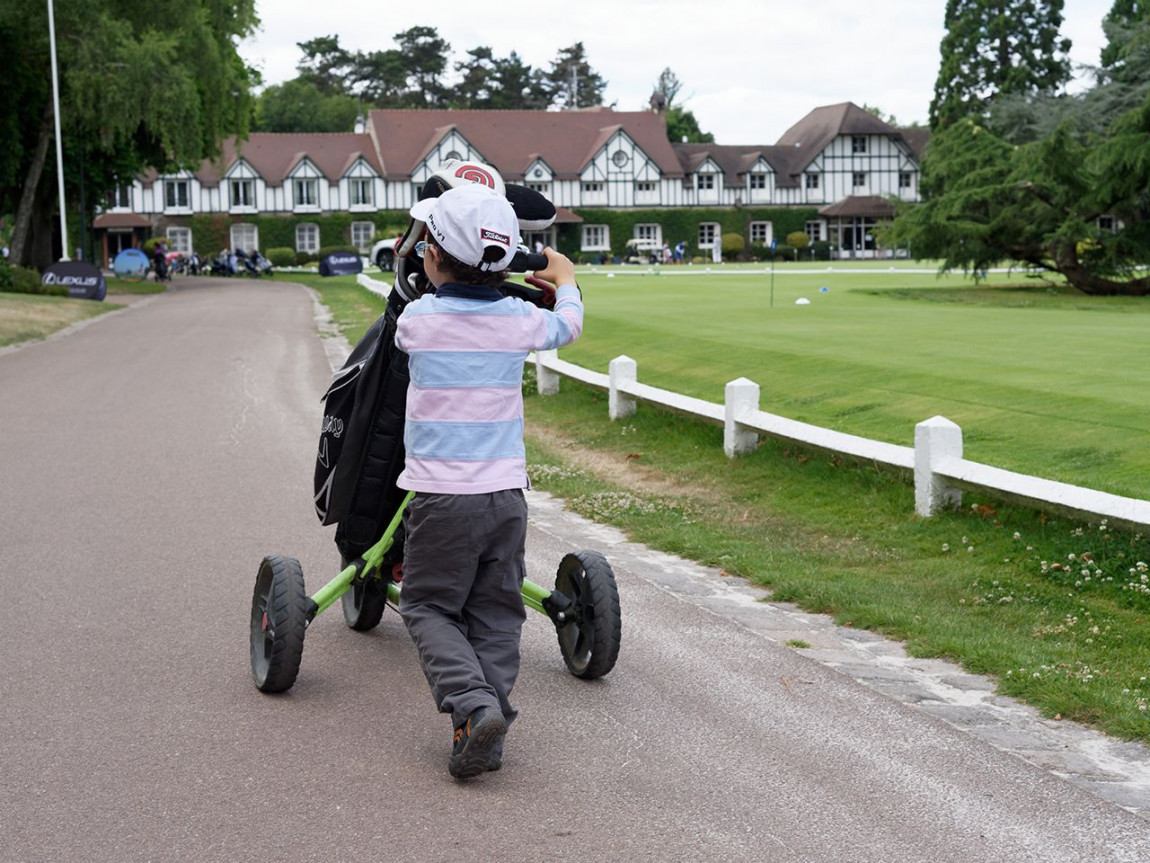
left=93, top=102, right=928, bottom=266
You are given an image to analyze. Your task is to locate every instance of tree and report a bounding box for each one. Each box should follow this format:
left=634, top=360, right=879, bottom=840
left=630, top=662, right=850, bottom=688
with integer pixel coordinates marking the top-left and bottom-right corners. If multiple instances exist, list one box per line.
left=0, top=0, right=257, bottom=268
left=454, top=47, right=498, bottom=108
left=651, top=67, right=713, bottom=143
left=1100, top=0, right=1149, bottom=70
left=929, top=0, right=1073, bottom=128
left=489, top=52, right=553, bottom=109
left=548, top=43, right=608, bottom=109
left=253, top=79, right=360, bottom=133
left=392, top=26, right=451, bottom=107
left=296, top=35, right=355, bottom=96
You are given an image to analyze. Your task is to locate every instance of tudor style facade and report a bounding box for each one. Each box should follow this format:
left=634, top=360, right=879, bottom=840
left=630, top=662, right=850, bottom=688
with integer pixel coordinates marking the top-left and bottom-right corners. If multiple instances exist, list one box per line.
left=95, top=102, right=928, bottom=267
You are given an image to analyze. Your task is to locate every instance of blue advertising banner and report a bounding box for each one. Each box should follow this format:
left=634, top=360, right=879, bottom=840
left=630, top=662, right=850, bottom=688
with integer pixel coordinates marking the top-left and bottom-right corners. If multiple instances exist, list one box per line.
left=319, top=252, right=363, bottom=277
left=113, top=248, right=150, bottom=280
left=42, top=260, right=106, bottom=301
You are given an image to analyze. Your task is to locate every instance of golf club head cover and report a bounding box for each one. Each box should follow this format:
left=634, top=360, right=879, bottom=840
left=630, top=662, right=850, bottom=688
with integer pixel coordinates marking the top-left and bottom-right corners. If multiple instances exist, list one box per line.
left=504, top=184, right=557, bottom=231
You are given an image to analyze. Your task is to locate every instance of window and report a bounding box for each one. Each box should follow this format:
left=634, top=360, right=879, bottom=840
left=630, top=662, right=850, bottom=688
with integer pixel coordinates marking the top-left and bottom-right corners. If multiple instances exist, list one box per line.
left=107, top=184, right=132, bottom=209
left=295, top=223, right=320, bottom=253
left=852, top=135, right=867, bottom=153
left=696, top=174, right=715, bottom=191
left=581, top=224, right=609, bottom=251
left=351, top=221, right=375, bottom=252
left=805, top=220, right=823, bottom=242
left=444, top=150, right=463, bottom=162
left=805, top=173, right=820, bottom=190
left=350, top=178, right=373, bottom=207
left=899, top=172, right=913, bottom=189
left=634, top=181, right=656, bottom=194
left=611, top=150, right=629, bottom=167
left=230, top=179, right=254, bottom=209
left=634, top=223, right=661, bottom=245
left=853, top=172, right=867, bottom=188
left=166, top=227, right=192, bottom=254
left=294, top=178, right=318, bottom=208
left=582, top=182, right=604, bottom=194
left=749, top=222, right=772, bottom=245
left=1098, top=215, right=1116, bottom=231
left=230, top=223, right=258, bottom=253
left=749, top=173, right=767, bottom=190
left=528, top=182, right=552, bottom=198
left=698, top=222, right=719, bottom=248
left=164, top=180, right=189, bottom=209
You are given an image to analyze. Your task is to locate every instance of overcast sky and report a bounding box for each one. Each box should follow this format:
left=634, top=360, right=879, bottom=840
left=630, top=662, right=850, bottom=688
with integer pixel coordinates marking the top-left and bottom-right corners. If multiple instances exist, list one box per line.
left=238, top=0, right=1114, bottom=143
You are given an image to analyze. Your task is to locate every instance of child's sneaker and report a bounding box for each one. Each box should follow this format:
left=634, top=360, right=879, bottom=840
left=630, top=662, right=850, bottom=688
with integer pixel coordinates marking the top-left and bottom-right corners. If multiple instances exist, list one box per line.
left=448, top=707, right=506, bottom=779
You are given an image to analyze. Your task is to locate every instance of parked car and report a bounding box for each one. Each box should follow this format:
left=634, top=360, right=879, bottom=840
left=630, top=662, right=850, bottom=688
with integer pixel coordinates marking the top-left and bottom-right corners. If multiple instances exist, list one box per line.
left=370, top=237, right=399, bottom=271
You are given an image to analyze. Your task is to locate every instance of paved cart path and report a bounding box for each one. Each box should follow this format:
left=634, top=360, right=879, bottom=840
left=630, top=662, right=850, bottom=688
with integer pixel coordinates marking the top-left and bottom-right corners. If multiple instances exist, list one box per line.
left=1, top=279, right=1148, bottom=863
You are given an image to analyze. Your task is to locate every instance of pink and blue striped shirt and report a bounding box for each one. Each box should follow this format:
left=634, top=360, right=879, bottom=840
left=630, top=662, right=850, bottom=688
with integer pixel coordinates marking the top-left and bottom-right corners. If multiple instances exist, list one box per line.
left=394, top=281, right=583, bottom=494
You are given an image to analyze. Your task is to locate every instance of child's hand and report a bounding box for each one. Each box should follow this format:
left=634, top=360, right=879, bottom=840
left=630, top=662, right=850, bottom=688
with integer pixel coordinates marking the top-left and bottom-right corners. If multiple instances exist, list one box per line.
left=533, top=248, right=576, bottom=288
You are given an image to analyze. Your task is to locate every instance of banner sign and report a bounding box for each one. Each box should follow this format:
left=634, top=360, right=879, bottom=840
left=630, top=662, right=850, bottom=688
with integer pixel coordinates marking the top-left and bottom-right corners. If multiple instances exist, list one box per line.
left=113, top=248, right=150, bottom=280
left=319, top=252, right=363, bottom=277
left=42, top=260, right=106, bottom=301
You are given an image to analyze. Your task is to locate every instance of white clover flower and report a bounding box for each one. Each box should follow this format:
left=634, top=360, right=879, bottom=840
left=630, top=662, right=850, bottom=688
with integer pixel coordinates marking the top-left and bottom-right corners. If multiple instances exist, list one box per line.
left=941, top=543, right=950, bottom=552
left=1013, top=532, right=1021, bottom=540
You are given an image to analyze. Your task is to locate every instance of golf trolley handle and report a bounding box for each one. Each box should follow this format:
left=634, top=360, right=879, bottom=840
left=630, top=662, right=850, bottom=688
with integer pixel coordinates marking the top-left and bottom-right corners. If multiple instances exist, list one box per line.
left=509, top=250, right=548, bottom=273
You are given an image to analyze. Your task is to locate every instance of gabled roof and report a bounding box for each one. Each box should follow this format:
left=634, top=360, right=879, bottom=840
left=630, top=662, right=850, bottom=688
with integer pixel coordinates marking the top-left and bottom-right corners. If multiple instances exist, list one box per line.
left=368, top=108, right=684, bottom=181
left=673, top=143, right=804, bottom=187
left=818, top=195, right=898, bottom=218
left=143, top=133, right=384, bottom=188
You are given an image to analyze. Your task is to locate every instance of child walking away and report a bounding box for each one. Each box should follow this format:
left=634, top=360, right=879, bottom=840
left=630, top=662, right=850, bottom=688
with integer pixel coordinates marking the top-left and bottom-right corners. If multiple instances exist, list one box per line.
left=394, top=182, right=584, bottom=779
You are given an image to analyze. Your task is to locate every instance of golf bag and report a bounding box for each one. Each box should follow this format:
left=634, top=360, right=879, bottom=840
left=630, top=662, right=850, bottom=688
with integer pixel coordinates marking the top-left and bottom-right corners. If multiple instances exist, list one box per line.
left=312, top=160, right=557, bottom=564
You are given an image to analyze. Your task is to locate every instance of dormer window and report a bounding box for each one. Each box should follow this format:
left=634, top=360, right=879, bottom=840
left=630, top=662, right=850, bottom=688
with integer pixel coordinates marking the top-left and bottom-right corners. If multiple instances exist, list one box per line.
left=805, top=173, right=820, bottom=190
left=697, top=174, right=715, bottom=191
left=749, top=173, right=767, bottom=190
left=230, top=179, right=254, bottom=208
left=164, top=180, right=189, bottom=209
left=852, top=135, right=867, bottom=154
left=294, top=178, right=318, bottom=208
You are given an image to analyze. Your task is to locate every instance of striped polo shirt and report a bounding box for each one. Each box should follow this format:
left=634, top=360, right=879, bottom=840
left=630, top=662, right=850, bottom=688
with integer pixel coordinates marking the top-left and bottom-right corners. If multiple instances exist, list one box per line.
left=394, top=281, right=583, bottom=494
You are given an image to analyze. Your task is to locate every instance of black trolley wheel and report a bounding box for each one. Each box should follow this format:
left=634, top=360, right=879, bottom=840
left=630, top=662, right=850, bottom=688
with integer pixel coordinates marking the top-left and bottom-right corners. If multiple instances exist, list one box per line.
left=554, top=550, right=622, bottom=679
left=250, top=555, right=309, bottom=693
left=341, top=559, right=388, bottom=631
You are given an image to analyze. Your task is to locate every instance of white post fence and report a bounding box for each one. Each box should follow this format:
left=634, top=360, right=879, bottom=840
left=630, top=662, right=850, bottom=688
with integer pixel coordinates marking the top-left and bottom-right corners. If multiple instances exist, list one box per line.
left=530, top=351, right=1150, bottom=533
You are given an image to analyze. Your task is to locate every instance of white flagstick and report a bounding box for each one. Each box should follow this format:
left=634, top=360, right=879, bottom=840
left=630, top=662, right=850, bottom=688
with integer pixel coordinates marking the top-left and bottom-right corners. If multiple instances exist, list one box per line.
left=47, top=0, right=69, bottom=260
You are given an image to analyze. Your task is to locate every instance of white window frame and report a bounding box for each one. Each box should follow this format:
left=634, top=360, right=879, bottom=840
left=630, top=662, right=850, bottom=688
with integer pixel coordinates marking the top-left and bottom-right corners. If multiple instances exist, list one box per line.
left=805, top=220, right=824, bottom=242
left=853, top=172, right=867, bottom=188
left=164, top=180, right=190, bottom=210
left=230, top=179, right=255, bottom=210
left=295, top=223, right=320, bottom=254
left=634, top=223, right=662, bottom=245
left=581, top=224, right=610, bottom=251
left=698, top=222, right=720, bottom=249
left=696, top=174, right=715, bottom=191
left=108, top=184, right=132, bottom=209
left=528, top=182, right=552, bottom=198
left=230, top=223, right=258, bottom=253
left=749, top=221, right=772, bottom=246
left=351, top=221, right=375, bottom=252
left=749, top=173, right=767, bottom=190
left=805, top=173, right=820, bottom=190
left=899, top=172, right=913, bottom=189
left=634, top=181, right=656, bottom=193
left=350, top=178, right=373, bottom=207
left=852, top=135, right=867, bottom=154
left=294, top=178, right=319, bottom=210
left=581, top=181, right=604, bottom=194
left=166, top=227, right=192, bottom=254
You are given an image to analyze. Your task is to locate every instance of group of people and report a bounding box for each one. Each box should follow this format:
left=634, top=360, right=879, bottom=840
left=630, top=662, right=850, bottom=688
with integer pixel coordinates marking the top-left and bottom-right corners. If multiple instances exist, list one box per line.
left=662, top=241, right=689, bottom=264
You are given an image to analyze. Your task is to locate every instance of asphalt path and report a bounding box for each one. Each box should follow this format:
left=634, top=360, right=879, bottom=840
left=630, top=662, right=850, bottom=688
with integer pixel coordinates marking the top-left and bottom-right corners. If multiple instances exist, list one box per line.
left=2, top=278, right=1148, bottom=862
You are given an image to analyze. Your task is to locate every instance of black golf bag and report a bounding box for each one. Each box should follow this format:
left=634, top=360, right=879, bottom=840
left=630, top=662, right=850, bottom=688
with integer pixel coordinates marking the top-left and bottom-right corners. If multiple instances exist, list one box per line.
left=312, top=161, right=557, bottom=565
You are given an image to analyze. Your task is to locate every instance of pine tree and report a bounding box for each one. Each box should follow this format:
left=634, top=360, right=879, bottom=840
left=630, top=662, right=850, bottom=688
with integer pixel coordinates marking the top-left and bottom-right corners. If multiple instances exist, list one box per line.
left=929, top=0, right=1073, bottom=129
left=548, top=43, right=607, bottom=109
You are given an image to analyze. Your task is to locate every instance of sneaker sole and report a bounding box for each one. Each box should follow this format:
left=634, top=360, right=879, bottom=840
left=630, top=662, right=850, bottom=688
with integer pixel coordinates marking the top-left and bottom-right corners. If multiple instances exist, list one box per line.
left=449, top=714, right=507, bottom=780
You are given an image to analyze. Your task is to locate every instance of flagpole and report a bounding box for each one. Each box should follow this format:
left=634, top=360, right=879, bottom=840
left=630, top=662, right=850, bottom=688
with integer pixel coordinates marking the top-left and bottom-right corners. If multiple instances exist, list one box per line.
left=47, top=0, right=70, bottom=260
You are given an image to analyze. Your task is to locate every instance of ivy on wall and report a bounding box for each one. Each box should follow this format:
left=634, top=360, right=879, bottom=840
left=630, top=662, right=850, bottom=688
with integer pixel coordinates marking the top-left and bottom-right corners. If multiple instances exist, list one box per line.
left=184, top=212, right=409, bottom=255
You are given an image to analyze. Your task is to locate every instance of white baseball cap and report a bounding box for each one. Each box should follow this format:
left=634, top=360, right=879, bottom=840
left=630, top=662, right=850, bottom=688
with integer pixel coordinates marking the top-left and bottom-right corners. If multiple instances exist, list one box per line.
left=409, top=183, right=519, bottom=272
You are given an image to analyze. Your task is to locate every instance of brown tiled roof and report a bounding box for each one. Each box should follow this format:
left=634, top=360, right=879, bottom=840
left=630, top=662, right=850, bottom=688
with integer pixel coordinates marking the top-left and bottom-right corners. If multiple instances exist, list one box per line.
left=776, top=102, right=918, bottom=176
left=368, top=109, right=684, bottom=181
left=818, top=195, right=898, bottom=218
left=673, top=143, right=804, bottom=188
left=92, top=212, right=151, bottom=228
left=898, top=127, right=931, bottom=160
left=141, top=133, right=384, bottom=188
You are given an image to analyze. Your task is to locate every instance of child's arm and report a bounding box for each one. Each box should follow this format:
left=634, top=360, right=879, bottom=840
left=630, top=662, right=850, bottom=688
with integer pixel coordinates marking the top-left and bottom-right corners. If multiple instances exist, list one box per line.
left=532, top=248, right=576, bottom=290
left=526, top=248, right=582, bottom=349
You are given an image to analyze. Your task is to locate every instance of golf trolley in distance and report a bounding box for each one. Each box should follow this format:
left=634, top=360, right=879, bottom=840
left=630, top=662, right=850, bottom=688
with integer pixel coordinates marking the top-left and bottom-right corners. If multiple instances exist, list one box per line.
left=249, top=492, right=622, bottom=693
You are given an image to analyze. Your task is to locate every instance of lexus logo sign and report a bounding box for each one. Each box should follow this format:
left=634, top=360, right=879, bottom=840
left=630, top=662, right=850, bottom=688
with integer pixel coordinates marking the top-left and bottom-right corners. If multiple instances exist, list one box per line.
left=41, top=260, right=106, bottom=301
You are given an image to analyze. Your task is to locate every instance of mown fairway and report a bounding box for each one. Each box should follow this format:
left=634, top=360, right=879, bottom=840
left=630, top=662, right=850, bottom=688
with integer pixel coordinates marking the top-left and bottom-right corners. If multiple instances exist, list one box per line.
left=562, top=262, right=1150, bottom=500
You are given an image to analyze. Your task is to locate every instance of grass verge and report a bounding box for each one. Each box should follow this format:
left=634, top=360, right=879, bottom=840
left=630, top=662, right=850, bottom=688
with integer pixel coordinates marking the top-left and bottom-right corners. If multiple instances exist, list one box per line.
left=0, top=291, right=124, bottom=348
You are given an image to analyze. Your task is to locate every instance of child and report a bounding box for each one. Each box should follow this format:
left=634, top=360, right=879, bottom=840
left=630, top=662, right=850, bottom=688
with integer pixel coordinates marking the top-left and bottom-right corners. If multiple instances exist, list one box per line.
left=394, top=182, right=583, bottom=779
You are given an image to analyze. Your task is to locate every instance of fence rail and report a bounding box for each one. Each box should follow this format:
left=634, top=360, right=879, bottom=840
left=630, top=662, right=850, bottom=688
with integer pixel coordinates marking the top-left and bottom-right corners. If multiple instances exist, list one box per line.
left=532, top=350, right=1150, bottom=533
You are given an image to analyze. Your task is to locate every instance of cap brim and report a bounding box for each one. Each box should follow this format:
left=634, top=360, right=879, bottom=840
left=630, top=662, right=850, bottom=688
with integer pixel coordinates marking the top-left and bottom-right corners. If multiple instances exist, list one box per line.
left=409, top=197, right=437, bottom=221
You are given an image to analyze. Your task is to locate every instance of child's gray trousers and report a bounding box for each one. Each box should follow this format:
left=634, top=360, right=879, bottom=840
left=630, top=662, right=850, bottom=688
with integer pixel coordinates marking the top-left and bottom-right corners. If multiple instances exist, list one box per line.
left=398, top=489, right=528, bottom=728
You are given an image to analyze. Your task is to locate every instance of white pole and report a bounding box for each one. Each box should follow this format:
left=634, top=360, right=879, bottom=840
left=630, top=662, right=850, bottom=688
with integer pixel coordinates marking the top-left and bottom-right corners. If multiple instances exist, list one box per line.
left=47, top=0, right=70, bottom=260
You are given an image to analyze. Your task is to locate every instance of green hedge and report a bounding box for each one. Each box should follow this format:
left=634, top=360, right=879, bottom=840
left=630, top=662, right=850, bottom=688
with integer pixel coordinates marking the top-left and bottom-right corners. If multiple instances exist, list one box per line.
left=186, top=212, right=409, bottom=256
left=557, top=206, right=820, bottom=260
left=0, top=262, right=63, bottom=295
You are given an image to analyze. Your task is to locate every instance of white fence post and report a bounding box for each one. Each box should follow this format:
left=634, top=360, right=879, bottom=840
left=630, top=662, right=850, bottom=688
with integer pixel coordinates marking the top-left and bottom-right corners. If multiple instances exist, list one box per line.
left=724, top=377, right=760, bottom=457
left=535, top=349, right=559, bottom=395
left=915, top=416, right=963, bottom=516
left=609, top=355, right=637, bottom=420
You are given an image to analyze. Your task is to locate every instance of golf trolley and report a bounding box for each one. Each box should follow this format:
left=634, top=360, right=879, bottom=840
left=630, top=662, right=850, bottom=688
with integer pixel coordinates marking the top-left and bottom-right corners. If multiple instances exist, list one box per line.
left=249, top=492, right=622, bottom=692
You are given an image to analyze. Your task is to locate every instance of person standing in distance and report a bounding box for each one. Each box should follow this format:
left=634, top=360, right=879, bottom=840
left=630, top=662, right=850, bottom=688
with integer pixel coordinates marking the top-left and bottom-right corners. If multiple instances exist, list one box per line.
left=395, top=183, right=584, bottom=779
